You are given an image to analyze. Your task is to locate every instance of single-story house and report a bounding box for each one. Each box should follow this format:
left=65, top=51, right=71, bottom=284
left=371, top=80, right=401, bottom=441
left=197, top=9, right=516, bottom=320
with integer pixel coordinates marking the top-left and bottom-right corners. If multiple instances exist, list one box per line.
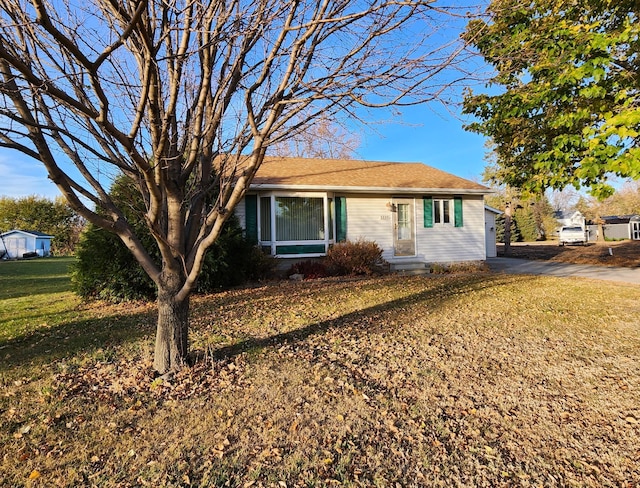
left=0, top=230, right=53, bottom=259
left=590, top=215, right=640, bottom=241
left=234, top=157, right=491, bottom=271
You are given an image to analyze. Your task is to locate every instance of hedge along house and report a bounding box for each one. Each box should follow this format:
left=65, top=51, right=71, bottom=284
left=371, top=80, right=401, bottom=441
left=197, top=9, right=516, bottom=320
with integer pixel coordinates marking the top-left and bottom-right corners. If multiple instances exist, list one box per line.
left=0, top=229, right=53, bottom=259
left=235, top=157, right=490, bottom=271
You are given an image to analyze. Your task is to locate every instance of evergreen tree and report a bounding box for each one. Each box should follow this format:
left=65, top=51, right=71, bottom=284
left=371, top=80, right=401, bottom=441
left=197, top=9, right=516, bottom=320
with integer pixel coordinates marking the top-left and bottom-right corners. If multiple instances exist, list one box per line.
left=71, top=176, right=273, bottom=302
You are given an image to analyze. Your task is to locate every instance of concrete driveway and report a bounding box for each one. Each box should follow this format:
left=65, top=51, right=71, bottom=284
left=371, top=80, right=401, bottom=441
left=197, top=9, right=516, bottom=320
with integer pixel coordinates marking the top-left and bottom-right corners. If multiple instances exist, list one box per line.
left=487, top=257, right=640, bottom=285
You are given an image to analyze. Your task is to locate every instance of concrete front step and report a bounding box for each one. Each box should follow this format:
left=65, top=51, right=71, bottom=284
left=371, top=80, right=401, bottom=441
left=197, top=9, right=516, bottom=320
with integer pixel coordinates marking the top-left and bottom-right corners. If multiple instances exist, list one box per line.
left=390, top=261, right=430, bottom=273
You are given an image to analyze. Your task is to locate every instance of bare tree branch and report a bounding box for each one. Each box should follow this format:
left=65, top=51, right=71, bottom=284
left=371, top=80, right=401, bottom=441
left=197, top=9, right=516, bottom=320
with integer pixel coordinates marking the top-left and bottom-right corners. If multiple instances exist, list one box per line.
left=0, top=0, right=480, bottom=373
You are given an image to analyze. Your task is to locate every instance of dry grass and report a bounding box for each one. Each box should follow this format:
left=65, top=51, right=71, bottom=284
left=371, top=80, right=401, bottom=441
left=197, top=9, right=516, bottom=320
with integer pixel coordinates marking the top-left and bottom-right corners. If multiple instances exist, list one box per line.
left=500, top=240, right=640, bottom=268
left=2, top=273, right=640, bottom=487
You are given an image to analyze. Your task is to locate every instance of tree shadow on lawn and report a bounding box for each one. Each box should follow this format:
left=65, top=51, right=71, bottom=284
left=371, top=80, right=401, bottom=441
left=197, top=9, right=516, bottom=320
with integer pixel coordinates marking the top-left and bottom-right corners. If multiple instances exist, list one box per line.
left=1, top=273, right=528, bottom=375
left=0, top=308, right=155, bottom=372
left=0, top=275, right=73, bottom=299
left=205, top=273, right=524, bottom=363
left=0, top=258, right=75, bottom=299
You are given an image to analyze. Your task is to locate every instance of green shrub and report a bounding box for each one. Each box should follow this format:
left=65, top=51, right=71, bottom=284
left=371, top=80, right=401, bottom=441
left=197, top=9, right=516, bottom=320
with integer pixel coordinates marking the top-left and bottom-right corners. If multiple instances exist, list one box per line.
left=246, top=247, right=279, bottom=282
left=71, top=215, right=269, bottom=302
left=326, top=239, right=387, bottom=276
left=195, top=225, right=277, bottom=292
left=192, top=219, right=256, bottom=293
left=71, top=175, right=277, bottom=302
left=72, top=215, right=277, bottom=302
left=71, top=224, right=155, bottom=301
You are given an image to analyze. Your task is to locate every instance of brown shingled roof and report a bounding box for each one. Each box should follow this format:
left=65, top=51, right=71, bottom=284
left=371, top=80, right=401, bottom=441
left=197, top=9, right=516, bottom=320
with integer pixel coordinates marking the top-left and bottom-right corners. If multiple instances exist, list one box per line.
left=250, top=157, right=487, bottom=193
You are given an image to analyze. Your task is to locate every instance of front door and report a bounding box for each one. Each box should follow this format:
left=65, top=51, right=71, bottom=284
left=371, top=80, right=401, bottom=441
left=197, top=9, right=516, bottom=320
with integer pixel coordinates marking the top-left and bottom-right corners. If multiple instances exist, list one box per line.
left=632, top=221, right=640, bottom=240
left=393, top=198, right=415, bottom=256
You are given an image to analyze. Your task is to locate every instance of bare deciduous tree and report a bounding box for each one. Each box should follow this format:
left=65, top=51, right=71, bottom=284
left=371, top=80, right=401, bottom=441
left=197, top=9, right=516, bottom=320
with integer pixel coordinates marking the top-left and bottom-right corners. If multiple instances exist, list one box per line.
left=0, top=0, right=475, bottom=374
left=269, top=113, right=360, bottom=159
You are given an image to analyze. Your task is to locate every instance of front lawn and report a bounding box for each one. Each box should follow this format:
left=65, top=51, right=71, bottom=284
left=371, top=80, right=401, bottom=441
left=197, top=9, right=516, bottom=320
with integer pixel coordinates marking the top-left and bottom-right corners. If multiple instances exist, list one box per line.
left=0, top=257, right=81, bottom=344
left=1, top=263, right=639, bottom=486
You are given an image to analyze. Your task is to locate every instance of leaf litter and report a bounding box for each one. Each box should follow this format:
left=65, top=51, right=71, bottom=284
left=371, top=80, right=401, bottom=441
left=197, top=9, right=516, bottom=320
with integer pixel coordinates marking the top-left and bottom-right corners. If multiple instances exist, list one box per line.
left=1, top=273, right=639, bottom=486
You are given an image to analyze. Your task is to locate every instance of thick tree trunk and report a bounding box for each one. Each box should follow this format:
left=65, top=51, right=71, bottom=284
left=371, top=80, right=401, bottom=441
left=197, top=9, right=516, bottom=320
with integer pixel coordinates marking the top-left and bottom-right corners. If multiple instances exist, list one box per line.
left=153, top=276, right=190, bottom=375
left=503, top=202, right=512, bottom=256
left=596, top=218, right=605, bottom=242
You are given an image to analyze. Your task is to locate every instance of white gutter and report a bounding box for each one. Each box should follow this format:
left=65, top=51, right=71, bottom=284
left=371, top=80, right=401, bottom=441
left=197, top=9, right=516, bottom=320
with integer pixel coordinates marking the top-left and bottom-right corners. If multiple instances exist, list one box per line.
left=484, top=205, right=503, bottom=214
left=0, top=230, right=54, bottom=238
left=249, top=184, right=489, bottom=195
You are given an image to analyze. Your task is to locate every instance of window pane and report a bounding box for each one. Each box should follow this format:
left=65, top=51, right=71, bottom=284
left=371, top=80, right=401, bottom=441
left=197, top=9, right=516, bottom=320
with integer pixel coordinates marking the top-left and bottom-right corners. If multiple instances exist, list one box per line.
left=275, top=197, right=325, bottom=241
left=443, top=199, right=450, bottom=224
left=260, top=197, right=271, bottom=242
left=397, top=203, right=411, bottom=240
left=434, top=199, right=441, bottom=224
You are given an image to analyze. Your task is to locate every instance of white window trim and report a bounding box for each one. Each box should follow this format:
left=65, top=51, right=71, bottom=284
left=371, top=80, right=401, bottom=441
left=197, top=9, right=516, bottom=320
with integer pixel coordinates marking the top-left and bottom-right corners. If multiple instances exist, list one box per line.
left=257, top=192, right=335, bottom=256
left=433, top=198, right=453, bottom=226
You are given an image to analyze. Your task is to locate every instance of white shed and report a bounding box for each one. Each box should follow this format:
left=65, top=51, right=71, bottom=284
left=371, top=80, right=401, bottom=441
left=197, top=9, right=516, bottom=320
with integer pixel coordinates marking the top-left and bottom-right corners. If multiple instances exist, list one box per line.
left=633, top=215, right=640, bottom=240
left=599, top=215, right=640, bottom=241
left=0, top=230, right=54, bottom=259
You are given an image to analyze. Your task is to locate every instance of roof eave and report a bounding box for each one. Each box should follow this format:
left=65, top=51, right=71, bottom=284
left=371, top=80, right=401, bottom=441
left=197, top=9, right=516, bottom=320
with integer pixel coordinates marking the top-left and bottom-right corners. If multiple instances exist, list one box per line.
left=484, top=205, right=503, bottom=214
left=249, top=184, right=490, bottom=195
left=0, top=230, right=54, bottom=238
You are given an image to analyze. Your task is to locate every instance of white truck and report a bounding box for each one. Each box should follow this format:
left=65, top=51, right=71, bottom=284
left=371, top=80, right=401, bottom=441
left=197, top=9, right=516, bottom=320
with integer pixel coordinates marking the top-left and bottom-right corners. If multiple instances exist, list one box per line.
left=559, top=226, right=587, bottom=246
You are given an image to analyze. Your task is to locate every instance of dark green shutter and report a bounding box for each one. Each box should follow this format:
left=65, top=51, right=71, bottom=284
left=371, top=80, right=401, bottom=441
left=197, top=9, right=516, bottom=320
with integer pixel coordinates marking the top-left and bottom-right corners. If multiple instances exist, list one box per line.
left=335, top=196, right=347, bottom=242
left=423, top=197, right=433, bottom=228
left=454, top=197, right=463, bottom=227
left=245, top=194, right=258, bottom=244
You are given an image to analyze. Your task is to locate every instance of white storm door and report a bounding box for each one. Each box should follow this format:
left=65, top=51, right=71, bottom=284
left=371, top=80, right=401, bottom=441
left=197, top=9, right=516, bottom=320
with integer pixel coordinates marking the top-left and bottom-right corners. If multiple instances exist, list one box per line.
left=393, top=198, right=415, bottom=256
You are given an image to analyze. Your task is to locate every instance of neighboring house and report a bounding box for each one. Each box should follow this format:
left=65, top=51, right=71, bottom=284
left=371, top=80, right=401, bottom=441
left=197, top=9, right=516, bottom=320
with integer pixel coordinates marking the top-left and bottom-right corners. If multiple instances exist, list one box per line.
left=0, top=230, right=53, bottom=259
left=234, top=157, right=491, bottom=271
left=555, top=210, right=594, bottom=241
left=594, top=215, right=640, bottom=241
left=554, top=210, right=586, bottom=230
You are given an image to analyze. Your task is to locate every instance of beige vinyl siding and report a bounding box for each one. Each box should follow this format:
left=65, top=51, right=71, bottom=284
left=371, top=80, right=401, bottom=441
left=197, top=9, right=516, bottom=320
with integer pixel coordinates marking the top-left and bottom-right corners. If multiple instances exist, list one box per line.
left=236, top=193, right=487, bottom=264
left=414, top=196, right=486, bottom=263
left=343, top=194, right=395, bottom=261
left=345, top=194, right=486, bottom=264
left=235, top=198, right=246, bottom=230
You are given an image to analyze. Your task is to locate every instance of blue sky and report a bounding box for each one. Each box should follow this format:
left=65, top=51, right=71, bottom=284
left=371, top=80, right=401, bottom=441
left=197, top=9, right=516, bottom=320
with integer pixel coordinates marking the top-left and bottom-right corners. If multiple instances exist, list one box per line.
left=0, top=104, right=489, bottom=201
left=356, top=105, right=488, bottom=183
left=0, top=0, right=491, bottom=201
